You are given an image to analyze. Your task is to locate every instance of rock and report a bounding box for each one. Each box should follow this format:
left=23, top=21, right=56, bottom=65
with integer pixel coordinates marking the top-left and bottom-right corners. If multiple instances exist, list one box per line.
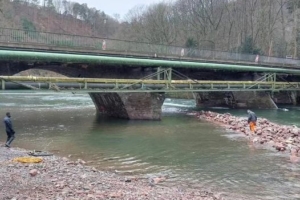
left=256, top=130, right=262, bottom=135
left=77, top=159, right=86, bottom=165
left=67, top=161, right=75, bottom=165
left=87, top=194, right=95, bottom=198
left=62, top=157, right=68, bottom=162
left=290, top=154, right=300, bottom=163
left=109, top=192, right=122, bottom=198
left=29, top=169, right=38, bottom=177
left=150, top=176, right=167, bottom=185
left=81, top=174, right=87, bottom=179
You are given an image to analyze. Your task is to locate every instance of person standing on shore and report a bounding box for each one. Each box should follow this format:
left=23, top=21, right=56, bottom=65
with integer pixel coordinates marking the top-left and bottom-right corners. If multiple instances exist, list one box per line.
left=247, top=110, right=257, bottom=133
left=3, top=112, right=15, bottom=148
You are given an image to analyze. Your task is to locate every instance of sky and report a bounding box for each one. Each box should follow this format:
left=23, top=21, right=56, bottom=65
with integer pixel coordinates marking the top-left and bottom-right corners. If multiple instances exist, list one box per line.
left=73, top=0, right=168, bottom=20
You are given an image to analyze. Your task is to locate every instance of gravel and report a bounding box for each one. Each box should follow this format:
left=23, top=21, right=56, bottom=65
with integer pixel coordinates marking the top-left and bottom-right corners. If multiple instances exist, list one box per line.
left=0, top=144, right=224, bottom=200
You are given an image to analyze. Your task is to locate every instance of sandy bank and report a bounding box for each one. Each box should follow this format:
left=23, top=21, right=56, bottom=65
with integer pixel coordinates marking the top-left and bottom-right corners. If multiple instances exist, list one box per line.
left=0, top=145, right=223, bottom=200
left=197, top=111, right=300, bottom=163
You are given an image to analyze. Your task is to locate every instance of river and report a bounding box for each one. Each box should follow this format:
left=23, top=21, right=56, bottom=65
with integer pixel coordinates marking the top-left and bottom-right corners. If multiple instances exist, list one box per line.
left=1, top=92, right=300, bottom=200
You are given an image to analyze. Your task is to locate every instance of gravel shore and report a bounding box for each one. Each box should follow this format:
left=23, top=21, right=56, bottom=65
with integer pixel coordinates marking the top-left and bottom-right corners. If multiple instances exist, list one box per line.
left=0, top=144, right=223, bottom=200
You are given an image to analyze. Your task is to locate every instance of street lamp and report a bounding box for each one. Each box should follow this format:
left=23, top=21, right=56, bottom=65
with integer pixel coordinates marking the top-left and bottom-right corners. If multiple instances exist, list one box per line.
left=104, top=18, right=107, bottom=38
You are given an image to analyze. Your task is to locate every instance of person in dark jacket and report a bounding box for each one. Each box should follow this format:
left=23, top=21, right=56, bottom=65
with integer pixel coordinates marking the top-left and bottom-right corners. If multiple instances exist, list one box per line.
left=247, top=110, right=257, bottom=133
left=3, top=112, right=15, bottom=147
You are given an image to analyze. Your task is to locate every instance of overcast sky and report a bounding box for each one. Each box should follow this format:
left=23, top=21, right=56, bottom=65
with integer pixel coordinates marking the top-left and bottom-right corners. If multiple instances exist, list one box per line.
left=73, top=0, right=168, bottom=20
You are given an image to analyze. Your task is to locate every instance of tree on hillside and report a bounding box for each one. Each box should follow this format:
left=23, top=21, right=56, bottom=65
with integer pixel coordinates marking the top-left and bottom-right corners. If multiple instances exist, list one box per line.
left=287, top=0, right=300, bottom=58
left=44, top=0, right=55, bottom=10
left=240, top=36, right=261, bottom=55
left=30, top=0, right=40, bottom=6
left=125, top=3, right=179, bottom=45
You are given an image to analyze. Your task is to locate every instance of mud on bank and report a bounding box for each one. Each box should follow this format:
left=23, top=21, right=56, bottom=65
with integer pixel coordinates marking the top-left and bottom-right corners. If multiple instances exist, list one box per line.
left=0, top=145, right=224, bottom=200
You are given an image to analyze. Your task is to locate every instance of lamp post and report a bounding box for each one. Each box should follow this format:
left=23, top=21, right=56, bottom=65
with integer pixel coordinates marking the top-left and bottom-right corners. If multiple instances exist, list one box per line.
left=102, top=18, right=107, bottom=50
left=104, top=18, right=107, bottom=38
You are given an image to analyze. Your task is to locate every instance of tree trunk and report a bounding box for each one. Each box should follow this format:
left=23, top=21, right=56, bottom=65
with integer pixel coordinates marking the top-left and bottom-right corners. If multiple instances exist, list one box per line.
left=294, top=0, right=298, bottom=59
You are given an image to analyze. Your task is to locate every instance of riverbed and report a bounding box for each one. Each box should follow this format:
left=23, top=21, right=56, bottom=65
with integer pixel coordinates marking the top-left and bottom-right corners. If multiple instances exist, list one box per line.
left=1, top=92, right=300, bottom=199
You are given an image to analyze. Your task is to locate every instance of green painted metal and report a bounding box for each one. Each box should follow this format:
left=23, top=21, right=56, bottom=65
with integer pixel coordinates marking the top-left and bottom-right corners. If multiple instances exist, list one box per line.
left=1, top=50, right=300, bottom=74
left=1, top=75, right=299, bottom=92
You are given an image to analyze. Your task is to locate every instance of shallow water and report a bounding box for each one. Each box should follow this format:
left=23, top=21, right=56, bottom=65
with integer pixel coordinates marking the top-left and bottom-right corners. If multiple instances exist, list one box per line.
left=1, top=92, right=300, bottom=200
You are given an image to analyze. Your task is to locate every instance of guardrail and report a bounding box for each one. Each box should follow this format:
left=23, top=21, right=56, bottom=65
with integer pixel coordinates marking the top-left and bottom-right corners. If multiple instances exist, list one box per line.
left=0, top=27, right=299, bottom=68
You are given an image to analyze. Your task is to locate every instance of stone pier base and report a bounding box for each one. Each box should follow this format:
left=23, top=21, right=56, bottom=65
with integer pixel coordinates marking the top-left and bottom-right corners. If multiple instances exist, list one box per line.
left=231, top=91, right=278, bottom=109
left=273, top=91, right=299, bottom=105
left=89, top=92, right=165, bottom=120
left=196, top=91, right=278, bottom=109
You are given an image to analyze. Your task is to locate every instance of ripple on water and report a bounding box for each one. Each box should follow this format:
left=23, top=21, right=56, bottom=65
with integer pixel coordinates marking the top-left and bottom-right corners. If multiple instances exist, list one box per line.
left=2, top=96, right=300, bottom=200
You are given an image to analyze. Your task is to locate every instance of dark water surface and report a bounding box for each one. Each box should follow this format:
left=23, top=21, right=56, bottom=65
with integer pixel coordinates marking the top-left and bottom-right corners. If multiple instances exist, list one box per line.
left=1, top=92, right=300, bottom=200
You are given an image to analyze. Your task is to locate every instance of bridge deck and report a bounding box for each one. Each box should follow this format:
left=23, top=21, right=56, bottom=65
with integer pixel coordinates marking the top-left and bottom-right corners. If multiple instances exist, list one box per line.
left=0, top=27, right=300, bottom=70
left=1, top=76, right=299, bottom=93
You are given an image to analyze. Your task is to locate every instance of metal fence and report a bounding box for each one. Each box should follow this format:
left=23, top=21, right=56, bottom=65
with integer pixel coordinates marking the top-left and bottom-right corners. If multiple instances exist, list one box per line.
left=0, top=27, right=299, bottom=68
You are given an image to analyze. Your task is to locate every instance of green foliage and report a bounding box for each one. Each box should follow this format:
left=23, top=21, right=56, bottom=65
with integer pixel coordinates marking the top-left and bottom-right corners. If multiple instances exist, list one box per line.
left=22, top=18, right=36, bottom=31
left=185, top=38, right=198, bottom=57
left=22, top=18, right=38, bottom=38
left=239, top=37, right=262, bottom=55
left=185, top=37, right=198, bottom=48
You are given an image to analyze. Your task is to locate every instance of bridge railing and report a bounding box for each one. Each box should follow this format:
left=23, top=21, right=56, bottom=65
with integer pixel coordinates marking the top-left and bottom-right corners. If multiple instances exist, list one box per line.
left=0, top=27, right=299, bottom=68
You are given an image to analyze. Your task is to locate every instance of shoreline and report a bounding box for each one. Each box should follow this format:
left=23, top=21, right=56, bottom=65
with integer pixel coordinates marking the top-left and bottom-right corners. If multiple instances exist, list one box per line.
left=196, top=111, right=300, bottom=163
left=0, top=144, right=224, bottom=200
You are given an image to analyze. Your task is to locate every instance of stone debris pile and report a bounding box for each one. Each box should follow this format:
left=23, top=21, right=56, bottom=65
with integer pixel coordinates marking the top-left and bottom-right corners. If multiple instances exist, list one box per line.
left=197, top=111, right=300, bottom=162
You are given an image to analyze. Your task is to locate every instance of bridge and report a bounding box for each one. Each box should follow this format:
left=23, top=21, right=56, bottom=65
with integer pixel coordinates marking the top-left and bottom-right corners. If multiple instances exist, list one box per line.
left=1, top=28, right=300, bottom=120
left=0, top=27, right=300, bottom=70
left=1, top=73, right=299, bottom=93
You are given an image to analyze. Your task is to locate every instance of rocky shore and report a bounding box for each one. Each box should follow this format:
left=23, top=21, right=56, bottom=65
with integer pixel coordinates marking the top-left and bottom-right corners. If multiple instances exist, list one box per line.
left=0, top=145, right=223, bottom=200
left=197, top=111, right=300, bottom=163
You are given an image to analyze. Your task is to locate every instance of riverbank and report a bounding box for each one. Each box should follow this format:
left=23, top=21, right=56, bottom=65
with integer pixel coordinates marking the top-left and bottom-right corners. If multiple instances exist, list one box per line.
left=0, top=145, right=223, bottom=200
left=197, top=111, right=300, bottom=162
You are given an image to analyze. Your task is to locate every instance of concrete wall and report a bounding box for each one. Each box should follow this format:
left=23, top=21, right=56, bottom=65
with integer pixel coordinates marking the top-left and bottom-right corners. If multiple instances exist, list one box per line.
left=89, top=92, right=165, bottom=120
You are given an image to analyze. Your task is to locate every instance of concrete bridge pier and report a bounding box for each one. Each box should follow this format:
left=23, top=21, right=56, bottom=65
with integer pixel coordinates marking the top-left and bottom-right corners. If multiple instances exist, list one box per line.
left=195, top=91, right=278, bottom=109
left=273, top=91, right=299, bottom=105
left=89, top=92, right=165, bottom=120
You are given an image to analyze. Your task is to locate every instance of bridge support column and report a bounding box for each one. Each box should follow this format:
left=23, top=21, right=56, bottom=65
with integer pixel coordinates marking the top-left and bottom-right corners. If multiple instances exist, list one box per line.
left=89, top=92, right=165, bottom=120
left=1, top=79, right=4, bottom=90
left=273, top=91, right=299, bottom=105
left=290, top=91, right=297, bottom=106
left=196, top=91, right=278, bottom=109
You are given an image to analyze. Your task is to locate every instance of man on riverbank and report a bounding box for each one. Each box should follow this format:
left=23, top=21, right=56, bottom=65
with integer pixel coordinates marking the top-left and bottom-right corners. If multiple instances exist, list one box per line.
left=3, top=112, right=15, bottom=148
left=247, top=110, right=257, bottom=133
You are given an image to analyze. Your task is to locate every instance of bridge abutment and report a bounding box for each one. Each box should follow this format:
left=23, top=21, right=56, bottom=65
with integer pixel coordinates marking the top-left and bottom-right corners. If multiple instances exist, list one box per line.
left=89, top=92, right=165, bottom=120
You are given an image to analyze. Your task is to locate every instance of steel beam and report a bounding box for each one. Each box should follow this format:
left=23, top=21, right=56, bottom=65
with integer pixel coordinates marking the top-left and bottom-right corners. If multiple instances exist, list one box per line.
left=1, top=50, right=300, bottom=74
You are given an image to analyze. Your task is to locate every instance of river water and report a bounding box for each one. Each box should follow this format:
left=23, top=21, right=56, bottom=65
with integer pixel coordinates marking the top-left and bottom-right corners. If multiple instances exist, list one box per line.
left=1, top=92, right=300, bottom=200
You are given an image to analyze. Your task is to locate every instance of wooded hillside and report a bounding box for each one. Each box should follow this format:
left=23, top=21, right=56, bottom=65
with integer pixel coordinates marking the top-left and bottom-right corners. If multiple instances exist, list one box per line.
left=1, top=0, right=300, bottom=58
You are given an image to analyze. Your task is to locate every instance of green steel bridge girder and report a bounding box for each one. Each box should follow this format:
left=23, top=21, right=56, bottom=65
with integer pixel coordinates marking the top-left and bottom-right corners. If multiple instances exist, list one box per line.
left=1, top=76, right=300, bottom=92
left=1, top=50, right=300, bottom=74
